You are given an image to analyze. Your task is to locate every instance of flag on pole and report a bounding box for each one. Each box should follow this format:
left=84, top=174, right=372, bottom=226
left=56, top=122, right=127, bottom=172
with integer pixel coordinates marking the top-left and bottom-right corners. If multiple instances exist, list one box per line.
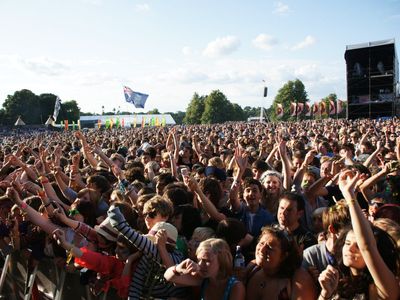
left=98, top=119, right=102, bottom=129
left=320, top=102, right=327, bottom=115
left=122, top=118, right=125, bottom=128
left=312, top=102, right=319, bottom=116
left=296, top=102, right=304, bottom=115
left=110, top=118, right=114, bottom=129
left=155, top=117, right=160, bottom=127
left=123, top=86, right=149, bottom=108
left=276, top=104, right=284, bottom=118
left=53, top=96, right=61, bottom=122
left=116, top=117, right=120, bottom=128
left=304, top=102, right=311, bottom=117
left=141, top=117, right=145, bottom=128
left=161, top=116, right=166, bottom=127
left=72, top=121, right=76, bottom=130
left=290, top=102, right=297, bottom=117
left=337, top=100, right=344, bottom=114
left=78, top=120, right=81, bottom=130
left=133, top=117, right=137, bottom=128
left=64, top=120, right=69, bottom=131
left=329, top=100, right=336, bottom=115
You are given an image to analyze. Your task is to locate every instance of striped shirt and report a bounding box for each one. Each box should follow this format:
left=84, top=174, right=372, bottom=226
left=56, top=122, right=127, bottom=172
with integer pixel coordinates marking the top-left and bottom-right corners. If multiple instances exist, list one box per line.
left=112, top=217, right=186, bottom=299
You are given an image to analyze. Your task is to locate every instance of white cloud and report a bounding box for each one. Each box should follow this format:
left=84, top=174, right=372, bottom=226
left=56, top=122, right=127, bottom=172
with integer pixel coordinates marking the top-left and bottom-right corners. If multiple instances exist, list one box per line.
left=18, top=57, right=69, bottom=76
left=182, top=46, right=193, bottom=56
left=273, top=2, right=289, bottom=15
left=136, top=3, right=150, bottom=12
left=291, top=35, right=316, bottom=50
left=252, top=34, right=279, bottom=50
left=203, top=35, right=240, bottom=58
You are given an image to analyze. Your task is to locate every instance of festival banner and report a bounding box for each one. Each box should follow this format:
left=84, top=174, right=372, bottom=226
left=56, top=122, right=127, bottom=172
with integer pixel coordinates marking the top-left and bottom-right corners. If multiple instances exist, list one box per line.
left=320, top=101, right=327, bottom=115
left=329, top=99, right=336, bottom=115
left=276, top=103, right=284, bottom=118
left=296, top=102, right=304, bottom=115
left=98, top=119, right=102, bottom=129
left=290, top=102, right=297, bottom=117
left=337, top=100, right=344, bottom=114
left=304, top=102, right=311, bottom=117
left=161, top=116, right=166, bottom=127
left=53, top=96, right=61, bottom=122
left=312, top=102, right=319, bottom=116
left=64, top=120, right=69, bottom=131
left=123, top=86, right=149, bottom=108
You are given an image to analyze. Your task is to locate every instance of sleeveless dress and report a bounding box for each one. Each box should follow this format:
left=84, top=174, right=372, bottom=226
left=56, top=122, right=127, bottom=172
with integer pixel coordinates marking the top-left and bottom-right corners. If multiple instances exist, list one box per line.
left=200, top=276, right=238, bottom=300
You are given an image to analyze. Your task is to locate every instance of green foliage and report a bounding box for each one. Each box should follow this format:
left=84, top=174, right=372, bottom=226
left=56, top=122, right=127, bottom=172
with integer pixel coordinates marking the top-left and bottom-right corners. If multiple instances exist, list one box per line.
left=147, top=108, right=160, bottom=114
left=0, top=90, right=80, bottom=125
left=169, top=111, right=185, bottom=125
left=183, top=93, right=205, bottom=124
left=271, top=79, right=309, bottom=121
left=201, top=90, right=230, bottom=124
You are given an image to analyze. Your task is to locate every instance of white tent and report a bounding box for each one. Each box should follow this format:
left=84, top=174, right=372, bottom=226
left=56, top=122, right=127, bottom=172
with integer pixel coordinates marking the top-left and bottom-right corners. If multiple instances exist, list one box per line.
left=14, top=116, right=26, bottom=126
left=45, top=116, right=54, bottom=126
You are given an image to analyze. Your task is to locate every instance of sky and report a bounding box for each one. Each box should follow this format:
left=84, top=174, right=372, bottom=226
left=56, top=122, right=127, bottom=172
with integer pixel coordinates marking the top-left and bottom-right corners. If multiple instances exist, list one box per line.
left=0, top=0, right=399, bottom=115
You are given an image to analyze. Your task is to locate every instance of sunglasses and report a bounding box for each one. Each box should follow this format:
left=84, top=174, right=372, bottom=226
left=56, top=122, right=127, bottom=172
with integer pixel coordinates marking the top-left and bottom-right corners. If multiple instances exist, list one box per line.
left=68, top=209, right=80, bottom=217
left=370, top=201, right=384, bottom=208
left=143, top=211, right=157, bottom=219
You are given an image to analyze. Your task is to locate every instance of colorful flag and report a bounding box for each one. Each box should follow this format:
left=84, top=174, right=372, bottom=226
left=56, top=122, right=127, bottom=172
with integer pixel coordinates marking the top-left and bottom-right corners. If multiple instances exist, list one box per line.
left=105, top=119, right=110, bottom=129
left=98, top=119, right=102, bottom=129
left=123, top=86, right=149, bottom=108
left=64, top=120, right=69, bottom=131
left=161, top=116, right=166, bottom=127
left=72, top=120, right=76, bottom=130
left=116, top=117, right=120, bottom=128
left=53, top=96, right=61, bottom=122
left=337, top=100, right=344, bottom=114
left=296, top=102, right=304, bottom=115
left=329, top=100, right=336, bottom=115
left=110, top=118, right=114, bottom=129
left=78, top=120, right=81, bottom=130
left=276, top=103, right=284, bottom=118
left=141, top=117, right=145, bottom=128
left=133, top=117, right=137, bottom=128
left=304, top=102, right=311, bottom=117
left=155, top=117, right=160, bottom=127
left=320, top=102, right=327, bottom=115
left=312, top=102, right=319, bottom=115
left=290, top=102, right=297, bottom=117
left=122, top=118, right=125, bottom=128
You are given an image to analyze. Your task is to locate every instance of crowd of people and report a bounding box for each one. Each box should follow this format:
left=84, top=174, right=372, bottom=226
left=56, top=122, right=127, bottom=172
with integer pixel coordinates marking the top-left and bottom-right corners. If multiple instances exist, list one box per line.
left=0, top=117, right=399, bottom=300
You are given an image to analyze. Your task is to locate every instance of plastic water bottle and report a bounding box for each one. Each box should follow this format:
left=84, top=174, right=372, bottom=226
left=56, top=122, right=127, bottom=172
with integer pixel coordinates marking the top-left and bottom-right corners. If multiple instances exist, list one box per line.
left=234, top=245, right=245, bottom=268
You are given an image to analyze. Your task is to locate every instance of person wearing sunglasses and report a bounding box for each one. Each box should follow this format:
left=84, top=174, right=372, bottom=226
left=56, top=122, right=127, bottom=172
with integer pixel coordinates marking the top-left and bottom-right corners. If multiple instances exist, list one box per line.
left=142, top=195, right=173, bottom=231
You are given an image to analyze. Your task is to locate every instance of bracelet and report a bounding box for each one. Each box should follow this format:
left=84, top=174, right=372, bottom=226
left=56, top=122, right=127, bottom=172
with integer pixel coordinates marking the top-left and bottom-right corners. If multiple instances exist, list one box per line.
left=20, top=202, right=28, bottom=210
left=38, top=189, right=45, bottom=198
left=346, top=198, right=356, bottom=205
left=172, top=265, right=181, bottom=276
left=320, top=293, right=333, bottom=300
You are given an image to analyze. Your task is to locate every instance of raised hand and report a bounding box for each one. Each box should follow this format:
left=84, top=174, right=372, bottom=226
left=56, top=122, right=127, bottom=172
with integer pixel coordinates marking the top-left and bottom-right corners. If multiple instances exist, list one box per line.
left=318, top=265, right=339, bottom=299
left=338, top=170, right=361, bottom=201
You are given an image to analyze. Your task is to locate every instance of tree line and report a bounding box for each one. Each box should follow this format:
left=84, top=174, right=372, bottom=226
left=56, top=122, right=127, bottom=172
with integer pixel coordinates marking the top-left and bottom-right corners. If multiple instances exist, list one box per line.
left=0, top=79, right=344, bottom=126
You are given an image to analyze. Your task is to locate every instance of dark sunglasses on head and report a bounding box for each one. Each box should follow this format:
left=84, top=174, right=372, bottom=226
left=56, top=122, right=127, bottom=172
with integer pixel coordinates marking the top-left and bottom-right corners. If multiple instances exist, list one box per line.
left=370, top=201, right=384, bottom=208
left=143, top=211, right=157, bottom=219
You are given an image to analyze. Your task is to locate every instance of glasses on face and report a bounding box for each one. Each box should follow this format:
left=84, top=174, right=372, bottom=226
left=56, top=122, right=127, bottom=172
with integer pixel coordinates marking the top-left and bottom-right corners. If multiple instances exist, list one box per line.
left=143, top=210, right=157, bottom=219
left=68, top=209, right=80, bottom=217
left=370, top=201, right=384, bottom=208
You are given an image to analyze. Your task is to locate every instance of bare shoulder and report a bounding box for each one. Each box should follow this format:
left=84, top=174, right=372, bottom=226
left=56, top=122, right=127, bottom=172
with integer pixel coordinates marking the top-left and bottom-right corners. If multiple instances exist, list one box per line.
left=230, top=280, right=245, bottom=300
left=292, top=267, right=318, bottom=300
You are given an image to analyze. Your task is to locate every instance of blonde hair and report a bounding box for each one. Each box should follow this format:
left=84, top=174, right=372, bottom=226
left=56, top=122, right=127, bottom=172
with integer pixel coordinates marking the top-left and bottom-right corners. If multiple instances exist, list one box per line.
left=373, top=218, right=400, bottom=249
left=196, top=238, right=232, bottom=279
left=191, top=227, right=215, bottom=242
left=208, top=157, right=225, bottom=169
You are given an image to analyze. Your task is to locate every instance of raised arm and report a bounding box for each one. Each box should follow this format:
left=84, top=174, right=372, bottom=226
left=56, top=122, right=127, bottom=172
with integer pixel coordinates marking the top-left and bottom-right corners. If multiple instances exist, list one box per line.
left=338, top=170, right=399, bottom=300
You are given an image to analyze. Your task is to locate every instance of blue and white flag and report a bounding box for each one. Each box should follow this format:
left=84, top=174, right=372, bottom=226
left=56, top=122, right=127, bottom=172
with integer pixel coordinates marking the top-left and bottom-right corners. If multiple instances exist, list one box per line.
left=124, top=86, right=148, bottom=108
left=53, top=96, right=61, bottom=121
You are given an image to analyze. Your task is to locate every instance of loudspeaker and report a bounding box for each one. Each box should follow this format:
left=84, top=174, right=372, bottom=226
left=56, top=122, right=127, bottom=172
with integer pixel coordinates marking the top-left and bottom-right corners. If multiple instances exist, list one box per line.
left=263, top=87, right=268, bottom=97
left=345, top=39, right=398, bottom=119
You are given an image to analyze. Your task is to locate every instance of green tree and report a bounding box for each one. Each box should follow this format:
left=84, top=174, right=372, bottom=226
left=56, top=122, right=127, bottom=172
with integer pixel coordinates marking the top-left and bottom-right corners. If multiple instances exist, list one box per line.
left=60, top=100, right=80, bottom=122
left=271, top=79, right=309, bottom=121
left=168, top=111, right=185, bottom=125
left=147, top=108, right=160, bottom=114
left=2, top=89, right=39, bottom=125
left=201, top=90, right=232, bottom=124
left=230, top=103, right=246, bottom=121
left=184, top=93, right=205, bottom=124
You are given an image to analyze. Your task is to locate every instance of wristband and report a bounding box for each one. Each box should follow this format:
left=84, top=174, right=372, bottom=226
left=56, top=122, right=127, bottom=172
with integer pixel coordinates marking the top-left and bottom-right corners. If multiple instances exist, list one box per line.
left=172, top=265, right=181, bottom=276
left=346, top=198, right=356, bottom=205
left=20, top=202, right=28, bottom=210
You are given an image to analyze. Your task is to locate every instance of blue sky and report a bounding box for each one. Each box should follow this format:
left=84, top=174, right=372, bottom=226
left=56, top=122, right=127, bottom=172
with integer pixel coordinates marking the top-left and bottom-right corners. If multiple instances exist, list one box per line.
left=0, top=0, right=399, bottom=115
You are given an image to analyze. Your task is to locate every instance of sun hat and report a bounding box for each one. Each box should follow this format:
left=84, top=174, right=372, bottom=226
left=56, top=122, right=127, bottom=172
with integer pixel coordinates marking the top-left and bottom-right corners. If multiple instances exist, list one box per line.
left=147, top=222, right=178, bottom=246
left=94, top=217, right=119, bottom=242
